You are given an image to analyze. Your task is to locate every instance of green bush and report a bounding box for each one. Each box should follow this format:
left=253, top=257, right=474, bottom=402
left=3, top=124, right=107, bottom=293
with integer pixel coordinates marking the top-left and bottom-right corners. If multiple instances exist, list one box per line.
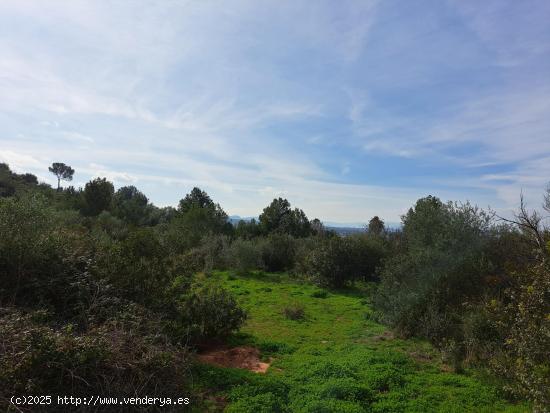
left=311, top=289, right=329, bottom=298
left=300, top=234, right=386, bottom=288
left=260, top=233, right=297, bottom=272
left=227, top=238, right=263, bottom=275
left=303, top=237, right=355, bottom=288
left=375, top=197, right=492, bottom=341
left=0, top=194, right=96, bottom=319
left=200, top=234, right=231, bottom=273
left=94, top=228, right=170, bottom=308
left=0, top=309, right=191, bottom=409
left=283, top=303, right=306, bottom=320
left=175, top=283, right=247, bottom=343
left=487, top=260, right=550, bottom=411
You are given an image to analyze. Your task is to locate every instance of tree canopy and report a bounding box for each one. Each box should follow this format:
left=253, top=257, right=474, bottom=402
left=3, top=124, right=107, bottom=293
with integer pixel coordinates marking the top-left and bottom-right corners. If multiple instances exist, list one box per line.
left=84, top=177, right=114, bottom=216
left=259, top=197, right=312, bottom=237
left=48, top=162, right=74, bottom=190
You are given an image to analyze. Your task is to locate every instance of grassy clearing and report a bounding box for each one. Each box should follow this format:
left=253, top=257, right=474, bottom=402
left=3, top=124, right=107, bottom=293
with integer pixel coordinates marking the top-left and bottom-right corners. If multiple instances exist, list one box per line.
left=192, top=271, right=529, bottom=412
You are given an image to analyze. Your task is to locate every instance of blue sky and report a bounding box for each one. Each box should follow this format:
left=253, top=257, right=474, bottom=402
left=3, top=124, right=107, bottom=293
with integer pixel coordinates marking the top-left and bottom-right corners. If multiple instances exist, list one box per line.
left=1, top=1, right=549, bottom=224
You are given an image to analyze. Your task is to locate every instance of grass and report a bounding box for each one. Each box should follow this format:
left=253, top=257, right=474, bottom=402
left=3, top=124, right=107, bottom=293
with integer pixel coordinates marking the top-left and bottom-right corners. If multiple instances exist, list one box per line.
left=192, top=271, right=530, bottom=412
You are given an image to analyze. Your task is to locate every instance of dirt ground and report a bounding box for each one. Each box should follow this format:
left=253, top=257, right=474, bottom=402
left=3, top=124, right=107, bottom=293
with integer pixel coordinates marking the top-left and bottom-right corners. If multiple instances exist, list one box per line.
left=197, top=346, right=271, bottom=373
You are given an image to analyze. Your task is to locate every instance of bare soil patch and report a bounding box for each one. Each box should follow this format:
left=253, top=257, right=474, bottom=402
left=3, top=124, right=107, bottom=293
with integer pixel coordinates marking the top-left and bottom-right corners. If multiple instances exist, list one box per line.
left=197, top=346, right=271, bottom=373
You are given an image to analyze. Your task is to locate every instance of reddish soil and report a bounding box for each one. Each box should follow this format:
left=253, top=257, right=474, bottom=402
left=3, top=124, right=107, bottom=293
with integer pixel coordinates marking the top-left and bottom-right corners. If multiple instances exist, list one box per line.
left=197, top=346, right=271, bottom=373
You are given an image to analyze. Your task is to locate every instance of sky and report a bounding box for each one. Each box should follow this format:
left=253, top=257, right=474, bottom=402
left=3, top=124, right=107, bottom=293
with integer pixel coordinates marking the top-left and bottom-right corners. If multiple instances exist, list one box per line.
left=1, top=0, right=549, bottom=224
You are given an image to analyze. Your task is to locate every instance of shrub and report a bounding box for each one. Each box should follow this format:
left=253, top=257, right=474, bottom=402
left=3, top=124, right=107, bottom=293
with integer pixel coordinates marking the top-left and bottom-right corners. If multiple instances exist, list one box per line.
left=311, top=289, right=329, bottom=298
left=175, top=283, right=247, bottom=343
left=487, top=260, right=550, bottom=411
left=94, top=228, right=170, bottom=308
left=0, top=309, right=191, bottom=410
left=0, top=194, right=96, bottom=320
left=303, top=236, right=355, bottom=288
left=375, top=198, right=492, bottom=341
left=299, top=234, right=386, bottom=288
left=260, top=233, right=297, bottom=272
left=283, top=303, right=305, bottom=320
left=93, top=210, right=128, bottom=240
left=200, top=234, right=231, bottom=273
left=227, top=239, right=263, bottom=275
left=168, top=248, right=206, bottom=278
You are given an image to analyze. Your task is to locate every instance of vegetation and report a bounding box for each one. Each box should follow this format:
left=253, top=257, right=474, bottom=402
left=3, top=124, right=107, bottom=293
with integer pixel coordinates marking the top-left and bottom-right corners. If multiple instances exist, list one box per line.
left=195, top=271, right=530, bottom=412
left=0, top=161, right=548, bottom=412
left=48, top=162, right=74, bottom=191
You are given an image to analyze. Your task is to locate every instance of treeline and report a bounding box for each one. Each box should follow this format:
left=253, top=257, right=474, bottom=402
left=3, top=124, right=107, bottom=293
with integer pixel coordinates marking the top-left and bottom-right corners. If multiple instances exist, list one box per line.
left=1, top=162, right=549, bottom=411
left=0, top=164, right=248, bottom=410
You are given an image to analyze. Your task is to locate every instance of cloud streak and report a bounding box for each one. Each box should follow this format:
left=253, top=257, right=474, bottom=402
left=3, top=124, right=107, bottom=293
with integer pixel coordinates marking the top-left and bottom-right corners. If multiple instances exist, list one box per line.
left=0, top=0, right=549, bottom=221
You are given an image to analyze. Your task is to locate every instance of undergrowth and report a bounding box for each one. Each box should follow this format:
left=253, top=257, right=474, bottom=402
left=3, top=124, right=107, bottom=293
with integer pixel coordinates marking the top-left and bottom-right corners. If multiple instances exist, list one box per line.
left=192, top=271, right=530, bottom=412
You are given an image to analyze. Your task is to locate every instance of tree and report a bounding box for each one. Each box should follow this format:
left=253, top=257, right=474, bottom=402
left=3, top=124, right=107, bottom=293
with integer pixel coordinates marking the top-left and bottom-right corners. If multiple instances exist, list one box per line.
left=368, top=216, right=385, bottom=235
left=168, top=187, right=231, bottom=250
left=235, top=218, right=262, bottom=239
left=259, top=198, right=311, bottom=237
left=112, top=185, right=149, bottom=225
left=311, top=218, right=326, bottom=236
left=177, top=187, right=228, bottom=225
left=83, top=178, right=114, bottom=216
left=259, top=198, right=290, bottom=233
left=48, top=162, right=74, bottom=191
left=179, top=187, right=216, bottom=213
left=376, top=196, right=493, bottom=340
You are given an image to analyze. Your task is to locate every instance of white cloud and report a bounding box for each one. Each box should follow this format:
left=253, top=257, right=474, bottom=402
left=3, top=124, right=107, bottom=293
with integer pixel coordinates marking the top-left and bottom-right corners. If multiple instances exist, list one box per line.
left=1, top=0, right=548, bottom=222
left=0, top=150, right=44, bottom=172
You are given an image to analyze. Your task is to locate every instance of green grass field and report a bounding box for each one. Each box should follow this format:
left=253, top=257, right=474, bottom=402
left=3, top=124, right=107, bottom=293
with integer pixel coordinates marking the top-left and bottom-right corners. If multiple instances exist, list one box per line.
left=192, top=271, right=530, bottom=412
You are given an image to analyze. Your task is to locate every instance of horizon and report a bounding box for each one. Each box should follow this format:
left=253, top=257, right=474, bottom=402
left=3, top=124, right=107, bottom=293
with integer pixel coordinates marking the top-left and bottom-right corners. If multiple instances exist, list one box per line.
left=1, top=1, right=549, bottom=222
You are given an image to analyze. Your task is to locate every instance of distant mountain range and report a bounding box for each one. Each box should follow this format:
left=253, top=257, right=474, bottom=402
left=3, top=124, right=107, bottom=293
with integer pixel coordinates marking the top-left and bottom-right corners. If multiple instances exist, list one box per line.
left=228, top=215, right=400, bottom=234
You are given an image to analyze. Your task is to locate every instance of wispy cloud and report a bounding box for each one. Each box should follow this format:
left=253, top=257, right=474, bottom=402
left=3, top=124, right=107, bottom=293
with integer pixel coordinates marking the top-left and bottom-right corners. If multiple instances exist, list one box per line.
left=0, top=0, right=549, bottom=221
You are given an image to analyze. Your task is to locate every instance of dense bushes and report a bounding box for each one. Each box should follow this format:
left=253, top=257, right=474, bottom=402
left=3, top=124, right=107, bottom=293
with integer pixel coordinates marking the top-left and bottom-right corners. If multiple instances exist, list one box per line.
left=94, top=228, right=170, bottom=308
left=227, top=238, right=263, bottom=275
left=375, top=198, right=493, bottom=340
left=0, top=178, right=248, bottom=410
left=173, top=282, right=247, bottom=343
left=0, top=309, right=190, bottom=404
left=1, top=162, right=548, bottom=411
left=374, top=194, right=550, bottom=411
left=487, top=258, right=550, bottom=409
left=0, top=194, right=95, bottom=319
left=299, top=234, right=386, bottom=288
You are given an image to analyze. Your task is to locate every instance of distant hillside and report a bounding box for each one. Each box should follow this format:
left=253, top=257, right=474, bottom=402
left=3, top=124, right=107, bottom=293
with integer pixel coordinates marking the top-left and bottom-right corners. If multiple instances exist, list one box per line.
left=327, top=226, right=365, bottom=236
left=229, top=215, right=400, bottom=234
left=228, top=215, right=256, bottom=225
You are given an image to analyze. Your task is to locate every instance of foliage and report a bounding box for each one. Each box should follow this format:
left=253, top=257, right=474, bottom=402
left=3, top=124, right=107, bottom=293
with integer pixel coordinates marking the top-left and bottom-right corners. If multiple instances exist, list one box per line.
left=48, top=162, right=74, bottom=190
left=283, top=302, right=306, bottom=320
left=260, top=233, right=297, bottom=272
left=259, top=198, right=312, bottom=237
left=375, top=196, right=493, bottom=341
left=175, top=282, right=247, bottom=343
left=235, top=218, right=262, bottom=239
left=83, top=177, right=114, bottom=216
left=488, top=259, right=550, bottom=411
left=0, top=194, right=93, bottom=318
left=368, top=216, right=385, bottom=236
left=93, top=227, right=173, bottom=310
left=0, top=309, right=190, bottom=408
left=303, top=234, right=386, bottom=288
left=0, top=163, right=40, bottom=197
left=167, top=187, right=232, bottom=251
left=227, top=238, right=264, bottom=275
left=195, top=271, right=527, bottom=413
left=112, top=185, right=150, bottom=225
